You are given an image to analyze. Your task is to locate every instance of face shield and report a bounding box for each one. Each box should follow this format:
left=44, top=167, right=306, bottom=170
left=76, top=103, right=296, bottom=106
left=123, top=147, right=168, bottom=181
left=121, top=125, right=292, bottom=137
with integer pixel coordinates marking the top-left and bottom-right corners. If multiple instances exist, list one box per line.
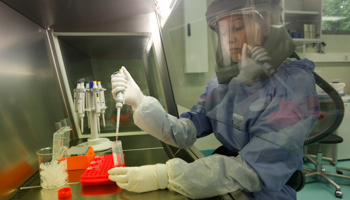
left=212, top=9, right=271, bottom=63
left=206, top=1, right=296, bottom=84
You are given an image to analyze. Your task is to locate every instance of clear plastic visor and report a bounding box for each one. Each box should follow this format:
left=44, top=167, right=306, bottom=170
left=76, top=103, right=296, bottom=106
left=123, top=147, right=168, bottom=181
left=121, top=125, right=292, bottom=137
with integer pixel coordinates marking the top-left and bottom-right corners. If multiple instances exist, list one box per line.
left=210, top=10, right=272, bottom=66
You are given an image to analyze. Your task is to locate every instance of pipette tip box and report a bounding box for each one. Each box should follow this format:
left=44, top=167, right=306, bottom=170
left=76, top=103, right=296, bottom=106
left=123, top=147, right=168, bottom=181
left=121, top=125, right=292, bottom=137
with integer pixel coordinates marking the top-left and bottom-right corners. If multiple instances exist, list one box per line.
left=65, top=146, right=95, bottom=170
left=80, top=154, right=125, bottom=186
left=59, top=146, right=95, bottom=182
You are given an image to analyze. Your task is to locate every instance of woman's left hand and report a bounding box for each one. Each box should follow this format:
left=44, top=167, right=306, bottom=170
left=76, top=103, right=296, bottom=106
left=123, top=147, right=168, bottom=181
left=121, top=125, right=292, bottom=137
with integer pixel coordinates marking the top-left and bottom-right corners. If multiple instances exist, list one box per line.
left=108, top=164, right=168, bottom=193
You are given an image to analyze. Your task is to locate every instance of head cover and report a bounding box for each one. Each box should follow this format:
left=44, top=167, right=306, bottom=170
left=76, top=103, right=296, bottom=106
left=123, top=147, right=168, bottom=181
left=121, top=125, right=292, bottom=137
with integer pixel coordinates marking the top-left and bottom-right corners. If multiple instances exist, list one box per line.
left=206, top=0, right=296, bottom=84
left=206, top=0, right=283, bottom=30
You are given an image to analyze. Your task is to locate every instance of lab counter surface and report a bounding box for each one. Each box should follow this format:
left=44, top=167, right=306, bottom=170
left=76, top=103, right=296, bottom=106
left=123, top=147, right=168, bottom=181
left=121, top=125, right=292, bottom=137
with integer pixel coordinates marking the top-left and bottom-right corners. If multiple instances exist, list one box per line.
left=22, top=184, right=189, bottom=200
left=12, top=135, right=192, bottom=200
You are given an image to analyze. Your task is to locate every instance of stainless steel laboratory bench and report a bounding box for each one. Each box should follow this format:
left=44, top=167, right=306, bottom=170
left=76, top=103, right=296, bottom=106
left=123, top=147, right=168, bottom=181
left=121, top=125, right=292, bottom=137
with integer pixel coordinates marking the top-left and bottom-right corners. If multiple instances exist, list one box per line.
left=7, top=135, right=191, bottom=200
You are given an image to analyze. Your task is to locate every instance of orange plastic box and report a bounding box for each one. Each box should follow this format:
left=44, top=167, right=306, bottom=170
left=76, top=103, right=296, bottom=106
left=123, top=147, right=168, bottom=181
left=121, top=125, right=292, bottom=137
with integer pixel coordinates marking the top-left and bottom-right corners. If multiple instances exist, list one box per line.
left=59, top=146, right=95, bottom=182
left=59, top=147, right=95, bottom=171
left=66, top=146, right=95, bottom=171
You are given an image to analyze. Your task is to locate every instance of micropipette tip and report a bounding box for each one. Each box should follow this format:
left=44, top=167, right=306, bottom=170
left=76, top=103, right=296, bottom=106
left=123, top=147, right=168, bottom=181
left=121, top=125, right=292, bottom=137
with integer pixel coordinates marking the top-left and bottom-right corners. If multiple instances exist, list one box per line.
left=97, top=119, right=100, bottom=134
left=116, top=108, right=121, bottom=141
left=102, top=114, right=106, bottom=127
left=81, top=120, right=84, bottom=133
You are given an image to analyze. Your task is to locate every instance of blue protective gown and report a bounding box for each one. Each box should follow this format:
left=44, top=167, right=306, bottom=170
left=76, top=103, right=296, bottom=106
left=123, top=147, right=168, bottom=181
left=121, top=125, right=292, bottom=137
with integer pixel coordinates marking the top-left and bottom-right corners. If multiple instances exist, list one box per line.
left=180, top=58, right=321, bottom=200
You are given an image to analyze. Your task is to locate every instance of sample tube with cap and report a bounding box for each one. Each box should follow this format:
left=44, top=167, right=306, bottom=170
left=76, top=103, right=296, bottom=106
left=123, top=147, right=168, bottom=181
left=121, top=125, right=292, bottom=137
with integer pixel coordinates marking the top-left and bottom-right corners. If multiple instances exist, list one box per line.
left=112, top=140, right=125, bottom=167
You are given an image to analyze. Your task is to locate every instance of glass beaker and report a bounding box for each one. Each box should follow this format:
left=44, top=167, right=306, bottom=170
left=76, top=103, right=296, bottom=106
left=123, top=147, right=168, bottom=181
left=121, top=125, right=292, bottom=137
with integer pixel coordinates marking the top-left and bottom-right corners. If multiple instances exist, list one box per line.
left=36, top=147, right=68, bottom=189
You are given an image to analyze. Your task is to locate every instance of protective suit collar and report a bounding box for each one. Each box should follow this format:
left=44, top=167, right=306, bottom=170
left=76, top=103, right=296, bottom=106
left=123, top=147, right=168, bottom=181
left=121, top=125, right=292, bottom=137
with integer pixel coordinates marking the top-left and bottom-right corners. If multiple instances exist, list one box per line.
left=215, top=63, right=240, bottom=85
left=263, top=26, right=296, bottom=73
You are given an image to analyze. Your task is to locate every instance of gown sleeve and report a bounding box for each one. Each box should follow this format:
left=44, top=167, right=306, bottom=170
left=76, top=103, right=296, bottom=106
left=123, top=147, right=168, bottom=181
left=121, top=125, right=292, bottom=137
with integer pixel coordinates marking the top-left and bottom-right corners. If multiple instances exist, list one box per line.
left=133, top=96, right=197, bottom=148
left=133, top=79, right=216, bottom=148
left=166, top=154, right=261, bottom=199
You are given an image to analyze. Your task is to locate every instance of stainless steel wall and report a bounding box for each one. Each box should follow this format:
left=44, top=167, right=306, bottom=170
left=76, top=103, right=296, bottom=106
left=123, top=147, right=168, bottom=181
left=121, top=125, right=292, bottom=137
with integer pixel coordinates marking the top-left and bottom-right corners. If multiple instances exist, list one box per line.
left=0, top=2, right=66, bottom=199
left=58, top=39, right=95, bottom=99
left=50, top=13, right=178, bottom=118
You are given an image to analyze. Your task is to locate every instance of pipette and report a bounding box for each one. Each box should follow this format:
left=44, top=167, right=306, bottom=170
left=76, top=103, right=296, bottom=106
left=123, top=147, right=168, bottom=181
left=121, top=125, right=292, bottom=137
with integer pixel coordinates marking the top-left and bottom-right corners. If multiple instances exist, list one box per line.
left=81, top=82, right=86, bottom=130
left=113, top=68, right=125, bottom=141
left=98, top=81, right=107, bottom=127
left=71, top=80, right=112, bottom=152
left=93, top=81, right=101, bottom=134
left=73, top=83, right=78, bottom=115
left=86, top=82, right=91, bottom=129
left=77, top=82, right=85, bottom=132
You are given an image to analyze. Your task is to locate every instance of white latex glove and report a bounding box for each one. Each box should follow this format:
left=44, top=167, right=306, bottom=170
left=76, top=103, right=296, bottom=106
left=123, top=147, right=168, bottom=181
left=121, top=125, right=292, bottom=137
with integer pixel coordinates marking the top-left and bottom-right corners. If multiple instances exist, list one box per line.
left=108, top=164, right=168, bottom=193
left=111, top=67, right=144, bottom=109
left=236, top=43, right=274, bottom=86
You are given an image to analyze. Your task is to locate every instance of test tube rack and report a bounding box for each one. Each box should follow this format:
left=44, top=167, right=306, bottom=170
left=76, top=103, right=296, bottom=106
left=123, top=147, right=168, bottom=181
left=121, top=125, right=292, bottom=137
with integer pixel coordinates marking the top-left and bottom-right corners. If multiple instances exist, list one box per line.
left=80, top=154, right=124, bottom=186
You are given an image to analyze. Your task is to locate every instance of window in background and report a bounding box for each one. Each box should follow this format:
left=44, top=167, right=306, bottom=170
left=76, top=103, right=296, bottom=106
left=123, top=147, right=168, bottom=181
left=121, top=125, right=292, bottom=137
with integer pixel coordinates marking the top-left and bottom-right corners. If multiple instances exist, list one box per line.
left=323, top=0, right=350, bottom=32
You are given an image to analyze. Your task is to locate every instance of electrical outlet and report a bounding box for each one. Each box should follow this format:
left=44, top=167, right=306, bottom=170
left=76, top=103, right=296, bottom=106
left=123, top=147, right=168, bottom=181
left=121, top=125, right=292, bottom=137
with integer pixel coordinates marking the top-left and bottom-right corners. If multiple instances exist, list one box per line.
left=344, top=55, right=349, bottom=60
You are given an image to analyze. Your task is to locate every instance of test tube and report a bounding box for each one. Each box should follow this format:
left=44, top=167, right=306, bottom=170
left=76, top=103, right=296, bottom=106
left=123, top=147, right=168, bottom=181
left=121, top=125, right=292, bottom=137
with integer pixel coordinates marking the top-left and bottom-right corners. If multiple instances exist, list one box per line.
left=111, top=141, right=125, bottom=167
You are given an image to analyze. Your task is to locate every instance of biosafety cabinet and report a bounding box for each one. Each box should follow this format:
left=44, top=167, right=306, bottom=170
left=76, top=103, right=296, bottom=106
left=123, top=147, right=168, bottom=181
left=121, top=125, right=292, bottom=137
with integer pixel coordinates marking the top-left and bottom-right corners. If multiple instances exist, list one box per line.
left=0, top=1, right=203, bottom=199
left=0, top=0, right=337, bottom=199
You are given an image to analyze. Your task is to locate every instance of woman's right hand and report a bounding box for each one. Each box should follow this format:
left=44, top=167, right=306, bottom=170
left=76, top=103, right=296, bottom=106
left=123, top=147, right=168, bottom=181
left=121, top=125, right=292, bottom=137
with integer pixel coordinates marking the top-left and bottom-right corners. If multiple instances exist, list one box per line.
left=111, top=67, right=144, bottom=109
left=236, top=43, right=273, bottom=86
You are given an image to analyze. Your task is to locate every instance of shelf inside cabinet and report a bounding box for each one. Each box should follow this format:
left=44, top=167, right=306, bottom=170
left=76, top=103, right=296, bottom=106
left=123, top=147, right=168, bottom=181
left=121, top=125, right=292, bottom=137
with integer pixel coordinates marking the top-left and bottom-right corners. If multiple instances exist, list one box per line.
left=282, top=0, right=322, bottom=50
left=293, top=38, right=321, bottom=42
left=284, top=15, right=320, bottom=22
left=293, top=38, right=321, bottom=47
left=284, top=10, right=320, bottom=15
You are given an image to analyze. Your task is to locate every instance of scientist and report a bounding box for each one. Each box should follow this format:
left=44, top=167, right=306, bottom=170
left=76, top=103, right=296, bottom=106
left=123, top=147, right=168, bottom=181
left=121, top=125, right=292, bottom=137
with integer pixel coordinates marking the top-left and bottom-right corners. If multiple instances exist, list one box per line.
left=108, top=0, right=320, bottom=199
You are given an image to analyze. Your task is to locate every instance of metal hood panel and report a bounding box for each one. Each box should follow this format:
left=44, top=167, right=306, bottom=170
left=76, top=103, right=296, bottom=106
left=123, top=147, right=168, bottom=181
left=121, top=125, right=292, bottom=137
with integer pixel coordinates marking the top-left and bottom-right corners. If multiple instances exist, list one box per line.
left=58, top=35, right=150, bottom=60
left=1, top=0, right=155, bottom=29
